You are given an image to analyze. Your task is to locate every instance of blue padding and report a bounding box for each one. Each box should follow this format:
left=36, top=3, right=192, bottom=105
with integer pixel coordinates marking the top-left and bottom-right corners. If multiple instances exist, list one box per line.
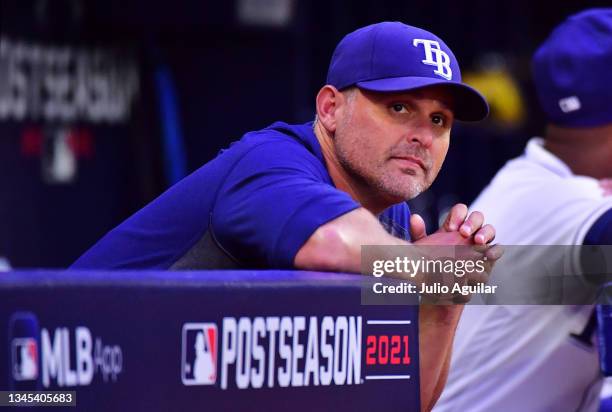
left=0, top=270, right=367, bottom=287
left=0, top=271, right=419, bottom=412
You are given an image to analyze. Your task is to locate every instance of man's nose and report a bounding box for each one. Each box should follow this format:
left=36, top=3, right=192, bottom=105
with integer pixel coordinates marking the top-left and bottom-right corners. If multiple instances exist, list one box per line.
left=407, top=119, right=434, bottom=148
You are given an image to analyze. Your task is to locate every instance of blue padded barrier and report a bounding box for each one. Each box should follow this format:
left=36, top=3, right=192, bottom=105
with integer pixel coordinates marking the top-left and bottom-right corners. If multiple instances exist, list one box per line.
left=0, top=271, right=419, bottom=411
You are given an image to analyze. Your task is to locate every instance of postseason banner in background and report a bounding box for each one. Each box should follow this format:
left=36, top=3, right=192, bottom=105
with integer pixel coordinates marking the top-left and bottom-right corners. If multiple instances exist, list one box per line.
left=0, top=271, right=419, bottom=411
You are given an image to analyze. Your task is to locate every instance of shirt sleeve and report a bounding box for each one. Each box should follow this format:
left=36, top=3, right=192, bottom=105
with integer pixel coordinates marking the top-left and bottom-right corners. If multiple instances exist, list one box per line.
left=568, top=177, right=612, bottom=245
left=379, top=203, right=411, bottom=241
left=584, top=208, right=612, bottom=245
left=212, top=139, right=360, bottom=268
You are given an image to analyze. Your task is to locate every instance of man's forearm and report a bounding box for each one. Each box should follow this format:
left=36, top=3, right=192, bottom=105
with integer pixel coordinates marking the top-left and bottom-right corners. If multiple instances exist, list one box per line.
left=294, top=208, right=405, bottom=272
left=418, top=305, right=464, bottom=412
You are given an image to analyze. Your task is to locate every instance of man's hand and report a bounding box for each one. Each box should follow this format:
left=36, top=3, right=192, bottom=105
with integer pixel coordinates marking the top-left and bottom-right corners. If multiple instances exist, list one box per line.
left=410, top=203, right=495, bottom=245
left=600, top=178, right=612, bottom=196
left=408, top=204, right=502, bottom=304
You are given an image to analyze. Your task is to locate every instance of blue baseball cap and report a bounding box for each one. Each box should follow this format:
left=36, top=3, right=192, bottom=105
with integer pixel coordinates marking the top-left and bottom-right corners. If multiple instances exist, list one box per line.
left=533, top=8, right=612, bottom=127
left=326, top=21, right=489, bottom=122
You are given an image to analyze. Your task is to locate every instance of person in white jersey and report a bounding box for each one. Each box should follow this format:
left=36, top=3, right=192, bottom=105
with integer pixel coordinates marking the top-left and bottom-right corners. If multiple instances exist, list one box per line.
left=434, top=8, right=612, bottom=412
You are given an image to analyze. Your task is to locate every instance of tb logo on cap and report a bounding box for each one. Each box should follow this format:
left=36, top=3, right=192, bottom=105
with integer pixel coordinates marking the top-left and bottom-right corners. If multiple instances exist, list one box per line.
left=413, top=39, right=452, bottom=80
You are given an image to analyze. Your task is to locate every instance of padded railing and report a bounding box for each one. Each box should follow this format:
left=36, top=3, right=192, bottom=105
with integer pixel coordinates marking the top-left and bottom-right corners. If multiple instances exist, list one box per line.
left=0, top=271, right=419, bottom=411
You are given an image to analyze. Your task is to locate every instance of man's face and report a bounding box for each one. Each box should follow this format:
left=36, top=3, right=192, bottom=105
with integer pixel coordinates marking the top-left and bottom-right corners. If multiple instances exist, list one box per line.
left=334, top=86, right=454, bottom=203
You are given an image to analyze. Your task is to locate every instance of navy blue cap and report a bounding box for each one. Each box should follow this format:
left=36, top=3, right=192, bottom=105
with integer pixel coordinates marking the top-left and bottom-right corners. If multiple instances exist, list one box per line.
left=533, top=9, right=612, bottom=127
left=326, top=21, right=489, bottom=122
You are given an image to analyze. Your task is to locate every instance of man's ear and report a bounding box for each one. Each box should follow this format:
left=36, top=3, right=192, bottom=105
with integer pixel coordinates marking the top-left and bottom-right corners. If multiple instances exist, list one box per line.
left=316, top=85, right=343, bottom=134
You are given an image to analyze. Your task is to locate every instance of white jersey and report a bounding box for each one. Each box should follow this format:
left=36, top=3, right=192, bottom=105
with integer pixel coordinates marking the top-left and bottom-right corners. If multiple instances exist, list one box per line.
left=435, top=138, right=612, bottom=412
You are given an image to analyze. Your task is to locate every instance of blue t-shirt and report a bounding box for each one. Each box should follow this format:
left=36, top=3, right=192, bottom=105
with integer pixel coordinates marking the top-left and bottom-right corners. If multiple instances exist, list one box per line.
left=71, top=122, right=410, bottom=269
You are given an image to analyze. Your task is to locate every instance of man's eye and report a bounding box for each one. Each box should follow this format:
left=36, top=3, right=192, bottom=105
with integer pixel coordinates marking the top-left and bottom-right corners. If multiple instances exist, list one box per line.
left=431, top=114, right=445, bottom=126
left=391, top=104, right=407, bottom=113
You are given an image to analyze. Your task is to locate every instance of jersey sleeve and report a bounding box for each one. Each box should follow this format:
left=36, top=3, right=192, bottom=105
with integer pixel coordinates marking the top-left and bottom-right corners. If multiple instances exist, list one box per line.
left=567, top=177, right=612, bottom=245
left=379, top=202, right=411, bottom=241
left=583, top=208, right=612, bottom=245
left=212, top=139, right=360, bottom=268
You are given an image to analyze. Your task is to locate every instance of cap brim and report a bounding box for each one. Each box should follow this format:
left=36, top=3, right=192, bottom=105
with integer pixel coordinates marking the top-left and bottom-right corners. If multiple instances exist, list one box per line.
left=356, top=77, right=489, bottom=122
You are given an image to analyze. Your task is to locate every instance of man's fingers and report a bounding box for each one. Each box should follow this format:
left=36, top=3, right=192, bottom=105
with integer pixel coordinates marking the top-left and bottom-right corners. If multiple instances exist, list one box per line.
left=474, top=224, right=495, bottom=245
left=443, top=203, right=468, bottom=232
left=459, top=211, right=484, bottom=237
left=409, top=213, right=427, bottom=241
left=600, top=178, right=612, bottom=196
left=485, top=244, right=504, bottom=262
left=467, top=244, right=504, bottom=285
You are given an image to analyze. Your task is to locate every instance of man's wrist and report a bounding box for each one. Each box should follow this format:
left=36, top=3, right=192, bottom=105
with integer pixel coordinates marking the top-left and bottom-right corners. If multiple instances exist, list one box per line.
left=419, top=304, right=464, bottom=326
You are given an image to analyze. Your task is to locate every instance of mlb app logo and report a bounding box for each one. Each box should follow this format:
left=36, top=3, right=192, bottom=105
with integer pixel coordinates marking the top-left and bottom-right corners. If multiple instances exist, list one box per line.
left=181, top=323, right=218, bottom=385
left=12, top=338, right=39, bottom=381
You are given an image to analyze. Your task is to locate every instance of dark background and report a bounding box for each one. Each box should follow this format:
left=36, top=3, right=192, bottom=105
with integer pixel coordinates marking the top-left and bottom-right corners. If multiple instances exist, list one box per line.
left=0, top=0, right=609, bottom=267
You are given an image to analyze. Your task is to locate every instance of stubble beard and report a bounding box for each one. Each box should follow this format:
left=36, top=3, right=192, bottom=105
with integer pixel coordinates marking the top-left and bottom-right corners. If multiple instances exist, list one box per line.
left=334, top=128, right=428, bottom=202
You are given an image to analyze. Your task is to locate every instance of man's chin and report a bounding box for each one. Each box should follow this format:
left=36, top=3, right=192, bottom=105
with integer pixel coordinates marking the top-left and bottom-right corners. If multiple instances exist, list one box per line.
left=379, top=185, right=424, bottom=203
left=383, top=177, right=428, bottom=200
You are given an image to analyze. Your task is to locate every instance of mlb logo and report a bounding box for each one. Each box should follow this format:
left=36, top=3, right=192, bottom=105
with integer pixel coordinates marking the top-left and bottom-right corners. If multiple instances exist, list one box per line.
left=12, top=338, right=39, bottom=381
left=181, top=323, right=218, bottom=385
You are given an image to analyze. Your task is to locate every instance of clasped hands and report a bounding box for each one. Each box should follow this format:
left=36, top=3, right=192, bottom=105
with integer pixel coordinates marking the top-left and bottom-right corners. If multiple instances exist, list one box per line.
left=407, top=204, right=503, bottom=304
